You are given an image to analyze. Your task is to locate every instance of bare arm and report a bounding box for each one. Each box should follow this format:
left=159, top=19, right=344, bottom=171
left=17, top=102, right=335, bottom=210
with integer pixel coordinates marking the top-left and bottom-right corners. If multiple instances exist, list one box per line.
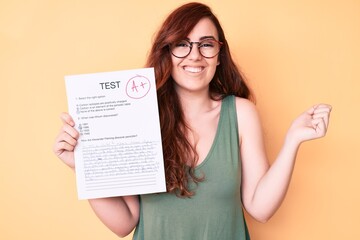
left=236, top=98, right=331, bottom=222
left=88, top=196, right=139, bottom=237
left=53, top=112, right=139, bottom=237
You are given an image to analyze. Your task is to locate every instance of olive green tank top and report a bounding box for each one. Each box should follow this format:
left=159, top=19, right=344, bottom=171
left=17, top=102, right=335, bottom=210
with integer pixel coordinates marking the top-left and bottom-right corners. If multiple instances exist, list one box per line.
left=133, top=95, right=250, bottom=240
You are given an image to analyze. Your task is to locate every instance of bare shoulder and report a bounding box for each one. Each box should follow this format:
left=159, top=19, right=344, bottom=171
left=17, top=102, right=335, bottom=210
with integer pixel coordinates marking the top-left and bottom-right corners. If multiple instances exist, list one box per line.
left=234, top=97, right=262, bottom=139
left=234, top=97, right=259, bottom=120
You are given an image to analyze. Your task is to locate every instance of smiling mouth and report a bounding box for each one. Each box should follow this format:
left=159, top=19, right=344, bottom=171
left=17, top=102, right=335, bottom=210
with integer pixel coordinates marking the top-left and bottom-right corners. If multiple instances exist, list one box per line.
left=183, top=66, right=204, bottom=73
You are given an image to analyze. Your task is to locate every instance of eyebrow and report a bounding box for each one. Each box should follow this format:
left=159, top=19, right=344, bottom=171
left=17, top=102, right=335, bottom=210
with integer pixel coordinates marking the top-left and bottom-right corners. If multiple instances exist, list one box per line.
left=186, top=36, right=216, bottom=41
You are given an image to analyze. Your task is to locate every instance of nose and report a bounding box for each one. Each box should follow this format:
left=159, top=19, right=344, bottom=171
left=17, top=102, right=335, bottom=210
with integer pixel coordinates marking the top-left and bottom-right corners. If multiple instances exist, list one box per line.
left=187, top=43, right=202, bottom=60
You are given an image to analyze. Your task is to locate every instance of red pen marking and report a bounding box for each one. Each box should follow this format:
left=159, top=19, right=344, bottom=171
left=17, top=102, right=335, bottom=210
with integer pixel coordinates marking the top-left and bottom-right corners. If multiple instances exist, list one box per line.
left=126, top=75, right=151, bottom=99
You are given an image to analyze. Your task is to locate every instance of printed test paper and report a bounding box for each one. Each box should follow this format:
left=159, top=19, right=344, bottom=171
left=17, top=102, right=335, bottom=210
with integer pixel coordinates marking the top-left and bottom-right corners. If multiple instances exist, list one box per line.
left=65, top=68, right=166, bottom=199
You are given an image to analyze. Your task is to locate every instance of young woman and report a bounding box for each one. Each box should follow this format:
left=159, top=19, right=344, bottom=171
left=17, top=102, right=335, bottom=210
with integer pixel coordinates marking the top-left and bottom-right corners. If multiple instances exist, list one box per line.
left=53, top=2, right=331, bottom=239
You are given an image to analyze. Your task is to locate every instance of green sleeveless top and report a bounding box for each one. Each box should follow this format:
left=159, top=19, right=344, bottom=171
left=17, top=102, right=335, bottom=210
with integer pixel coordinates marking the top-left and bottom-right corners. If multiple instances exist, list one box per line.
left=133, top=95, right=250, bottom=240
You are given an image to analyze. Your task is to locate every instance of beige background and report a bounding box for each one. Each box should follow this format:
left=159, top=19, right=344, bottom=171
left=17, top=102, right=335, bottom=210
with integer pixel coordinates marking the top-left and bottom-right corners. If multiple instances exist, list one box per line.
left=1, top=0, right=359, bottom=239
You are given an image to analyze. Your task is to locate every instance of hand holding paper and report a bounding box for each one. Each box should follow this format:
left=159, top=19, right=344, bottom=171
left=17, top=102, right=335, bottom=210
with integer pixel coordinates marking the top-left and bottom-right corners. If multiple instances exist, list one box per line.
left=65, top=68, right=166, bottom=199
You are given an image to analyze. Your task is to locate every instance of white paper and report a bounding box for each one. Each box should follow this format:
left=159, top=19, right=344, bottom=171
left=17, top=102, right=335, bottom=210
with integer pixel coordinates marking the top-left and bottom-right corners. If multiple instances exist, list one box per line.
left=65, top=68, right=166, bottom=199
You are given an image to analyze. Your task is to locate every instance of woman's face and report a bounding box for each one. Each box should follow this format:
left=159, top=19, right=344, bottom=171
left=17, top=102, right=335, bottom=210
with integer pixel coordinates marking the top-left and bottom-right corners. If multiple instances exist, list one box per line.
left=171, top=18, right=220, bottom=95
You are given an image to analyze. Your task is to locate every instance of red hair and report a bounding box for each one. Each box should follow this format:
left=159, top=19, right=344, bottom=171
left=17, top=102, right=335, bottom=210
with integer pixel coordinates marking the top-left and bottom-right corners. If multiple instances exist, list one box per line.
left=146, top=2, right=253, bottom=197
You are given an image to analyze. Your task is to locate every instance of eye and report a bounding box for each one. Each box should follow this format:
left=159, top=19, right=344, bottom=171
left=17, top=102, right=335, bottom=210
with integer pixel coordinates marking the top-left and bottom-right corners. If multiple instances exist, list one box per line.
left=175, top=40, right=190, bottom=48
left=199, top=40, right=215, bottom=48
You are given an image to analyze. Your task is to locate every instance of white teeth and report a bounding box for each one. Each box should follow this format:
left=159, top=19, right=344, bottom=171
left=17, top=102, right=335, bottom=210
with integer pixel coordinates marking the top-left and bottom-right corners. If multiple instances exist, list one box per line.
left=184, top=66, right=203, bottom=73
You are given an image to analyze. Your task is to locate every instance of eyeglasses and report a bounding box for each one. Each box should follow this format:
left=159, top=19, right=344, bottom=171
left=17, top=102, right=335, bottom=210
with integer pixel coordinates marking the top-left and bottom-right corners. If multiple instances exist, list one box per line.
left=170, top=38, right=223, bottom=58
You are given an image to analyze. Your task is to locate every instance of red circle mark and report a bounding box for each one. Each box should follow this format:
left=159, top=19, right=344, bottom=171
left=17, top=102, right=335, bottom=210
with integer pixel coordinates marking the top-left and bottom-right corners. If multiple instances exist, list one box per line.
left=126, top=75, right=151, bottom=99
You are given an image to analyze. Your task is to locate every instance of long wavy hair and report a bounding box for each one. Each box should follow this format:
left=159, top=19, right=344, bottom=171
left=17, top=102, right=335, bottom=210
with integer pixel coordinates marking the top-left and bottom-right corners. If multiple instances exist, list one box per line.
left=146, top=2, right=254, bottom=197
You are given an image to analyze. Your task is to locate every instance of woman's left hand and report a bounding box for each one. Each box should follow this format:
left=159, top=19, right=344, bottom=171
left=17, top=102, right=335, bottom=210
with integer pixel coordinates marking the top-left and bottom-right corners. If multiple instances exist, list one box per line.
left=287, top=104, right=332, bottom=145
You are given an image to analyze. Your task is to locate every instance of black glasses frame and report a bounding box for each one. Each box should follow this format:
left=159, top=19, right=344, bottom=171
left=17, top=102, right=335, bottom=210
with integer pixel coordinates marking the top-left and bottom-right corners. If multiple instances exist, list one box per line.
left=170, top=39, right=223, bottom=59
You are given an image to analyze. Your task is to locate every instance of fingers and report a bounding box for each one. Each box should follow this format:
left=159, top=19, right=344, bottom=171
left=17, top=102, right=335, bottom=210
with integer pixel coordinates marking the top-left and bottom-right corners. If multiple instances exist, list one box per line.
left=311, top=117, right=326, bottom=137
left=57, top=130, right=78, bottom=148
left=53, top=129, right=79, bottom=155
left=53, top=139, right=76, bottom=156
left=288, top=104, right=332, bottom=143
left=53, top=113, right=79, bottom=156
left=60, top=112, right=75, bottom=127
left=312, top=104, right=332, bottom=129
left=313, top=104, right=332, bottom=114
left=62, top=121, right=80, bottom=140
left=306, top=104, right=332, bottom=139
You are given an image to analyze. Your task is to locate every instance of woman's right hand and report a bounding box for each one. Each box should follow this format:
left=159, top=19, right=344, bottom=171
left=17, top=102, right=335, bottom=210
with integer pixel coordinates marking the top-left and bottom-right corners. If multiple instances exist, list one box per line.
left=53, top=112, right=79, bottom=169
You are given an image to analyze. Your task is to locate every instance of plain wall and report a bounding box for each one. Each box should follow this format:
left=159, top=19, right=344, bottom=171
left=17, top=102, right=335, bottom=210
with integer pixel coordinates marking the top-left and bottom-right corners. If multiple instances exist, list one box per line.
left=1, top=0, right=359, bottom=239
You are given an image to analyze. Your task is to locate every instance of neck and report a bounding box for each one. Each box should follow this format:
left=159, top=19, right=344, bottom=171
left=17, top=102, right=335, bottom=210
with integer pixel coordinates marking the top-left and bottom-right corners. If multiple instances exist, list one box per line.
left=177, top=90, right=215, bottom=120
